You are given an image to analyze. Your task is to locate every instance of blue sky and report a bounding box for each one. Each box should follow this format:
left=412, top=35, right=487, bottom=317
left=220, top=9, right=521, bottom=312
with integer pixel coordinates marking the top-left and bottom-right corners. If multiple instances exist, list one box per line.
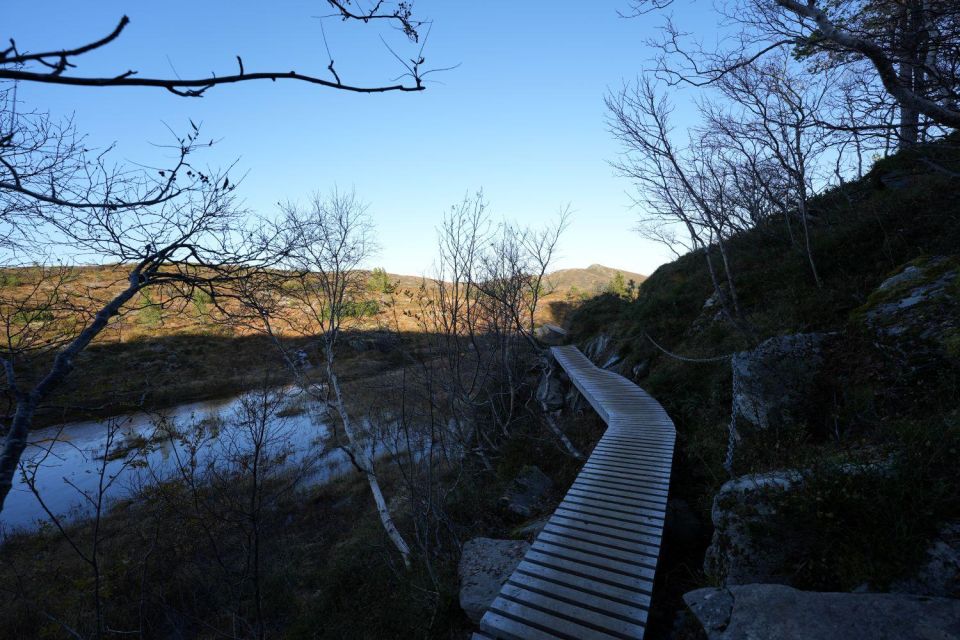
left=8, top=1, right=714, bottom=276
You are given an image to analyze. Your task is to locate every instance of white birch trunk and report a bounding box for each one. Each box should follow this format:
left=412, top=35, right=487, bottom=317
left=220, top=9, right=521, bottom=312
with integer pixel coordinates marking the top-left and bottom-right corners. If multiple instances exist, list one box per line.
left=326, top=357, right=412, bottom=569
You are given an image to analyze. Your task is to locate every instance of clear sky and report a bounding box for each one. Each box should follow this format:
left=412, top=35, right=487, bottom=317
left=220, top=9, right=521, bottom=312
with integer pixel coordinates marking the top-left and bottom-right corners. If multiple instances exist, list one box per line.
left=7, top=1, right=714, bottom=277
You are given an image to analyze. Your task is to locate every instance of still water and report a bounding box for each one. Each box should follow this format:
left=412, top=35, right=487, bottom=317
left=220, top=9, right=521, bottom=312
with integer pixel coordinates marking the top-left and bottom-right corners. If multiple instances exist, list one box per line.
left=0, top=390, right=364, bottom=534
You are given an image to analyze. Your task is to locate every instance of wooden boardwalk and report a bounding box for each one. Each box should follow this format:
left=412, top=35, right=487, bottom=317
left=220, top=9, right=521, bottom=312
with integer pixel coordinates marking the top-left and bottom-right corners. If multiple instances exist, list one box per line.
left=475, top=345, right=676, bottom=640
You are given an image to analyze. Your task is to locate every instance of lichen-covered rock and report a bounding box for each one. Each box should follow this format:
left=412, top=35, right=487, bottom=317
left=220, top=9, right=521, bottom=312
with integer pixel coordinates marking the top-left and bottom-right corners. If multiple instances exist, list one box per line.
left=891, top=521, right=960, bottom=598
left=684, top=583, right=960, bottom=640
left=731, top=333, right=830, bottom=431
left=458, top=538, right=529, bottom=623
left=631, top=359, right=650, bottom=380
left=500, top=466, right=553, bottom=518
left=533, top=323, right=567, bottom=345
left=860, top=256, right=960, bottom=364
left=582, top=333, right=613, bottom=364
left=705, top=471, right=804, bottom=586
left=564, top=385, right=587, bottom=413
left=726, top=333, right=831, bottom=471
left=536, top=374, right=565, bottom=412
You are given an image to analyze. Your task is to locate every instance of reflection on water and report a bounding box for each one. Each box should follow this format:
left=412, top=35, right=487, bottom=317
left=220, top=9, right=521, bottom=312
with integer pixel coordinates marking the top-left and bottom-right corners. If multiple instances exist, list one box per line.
left=0, top=390, right=365, bottom=534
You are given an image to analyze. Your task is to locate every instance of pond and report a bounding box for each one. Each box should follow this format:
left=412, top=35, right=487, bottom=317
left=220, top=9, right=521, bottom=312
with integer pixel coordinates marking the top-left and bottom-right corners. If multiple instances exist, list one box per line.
left=0, top=389, right=368, bottom=534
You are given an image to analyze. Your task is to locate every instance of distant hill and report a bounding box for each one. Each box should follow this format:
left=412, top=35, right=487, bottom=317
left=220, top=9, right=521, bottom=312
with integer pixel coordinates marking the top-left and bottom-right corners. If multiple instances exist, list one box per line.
left=377, top=264, right=646, bottom=296
left=544, top=264, right=647, bottom=295
left=372, top=264, right=646, bottom=325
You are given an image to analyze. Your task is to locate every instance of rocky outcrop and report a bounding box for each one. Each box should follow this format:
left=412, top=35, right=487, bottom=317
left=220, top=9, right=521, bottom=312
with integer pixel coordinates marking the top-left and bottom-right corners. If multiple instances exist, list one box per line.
left=458, top=538, right=529, bottom=623
left=582, top=333, right=613, bottom=363
left=536, top=373, right=565, bottom=412
left=533, top=323, right=567, bottom=345
left=704, top=471, right=804, bottom=586
left=726, top=333, right=831, bottom=471
left=684, top=583, right=960, bottom=640
left=500, top=466, right=553, bottom=518
left=861, top=256, right=959, bottom=365
left=731, top=333, right=830, bottom=431
left=892, top=520, right=960, bottom=598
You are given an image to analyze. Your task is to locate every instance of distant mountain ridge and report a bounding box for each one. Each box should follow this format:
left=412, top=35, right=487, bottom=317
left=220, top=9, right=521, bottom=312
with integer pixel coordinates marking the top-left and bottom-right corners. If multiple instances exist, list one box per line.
left=384, top=264, right=646, bottom=294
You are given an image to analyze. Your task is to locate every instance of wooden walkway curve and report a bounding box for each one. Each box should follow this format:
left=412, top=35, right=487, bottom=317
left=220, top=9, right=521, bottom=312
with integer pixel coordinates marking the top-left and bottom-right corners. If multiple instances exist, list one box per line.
left=475, top=345, right=676, bottom=640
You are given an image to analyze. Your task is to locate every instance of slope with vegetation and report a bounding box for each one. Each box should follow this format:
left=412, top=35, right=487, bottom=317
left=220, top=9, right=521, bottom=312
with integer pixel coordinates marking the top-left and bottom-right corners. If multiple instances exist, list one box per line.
left=567, top=137, right=960, bottom=625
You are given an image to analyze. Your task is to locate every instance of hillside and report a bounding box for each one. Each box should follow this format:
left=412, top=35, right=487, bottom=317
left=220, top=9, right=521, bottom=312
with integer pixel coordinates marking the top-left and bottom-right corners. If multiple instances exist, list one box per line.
left=377, top=263, right=644, bottom=299
left=564, top=137, right=960, bottom=633
left=545, top=263, right=646, bottom=294
left=0, top=263, right=640, bottom=427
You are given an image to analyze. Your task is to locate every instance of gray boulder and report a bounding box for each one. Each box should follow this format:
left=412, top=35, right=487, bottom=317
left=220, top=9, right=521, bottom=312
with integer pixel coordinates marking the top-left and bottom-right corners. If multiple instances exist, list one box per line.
left=704, top=471, right=804, bottom=586
left=536, top=374, right=565, bottom=412
left=731, top=333, right=830, bottom=431
left=565, top=385, right=587, bottom=413
left=727, top=332, right=830, bottom=471
left=500, top=466, right=553, bottom=518
left=582, top=333, right=613, bottom=364
left=684, top=583, right=960, bottom=640
left=892, top=521, right=960, bottom=598
left=631, top=359, right=650, bottom=380
left=861, top=256, right=959, bottom=363
left=458, top=538, right=529, bottom=623
left=533, top=323, right=567, bottom=345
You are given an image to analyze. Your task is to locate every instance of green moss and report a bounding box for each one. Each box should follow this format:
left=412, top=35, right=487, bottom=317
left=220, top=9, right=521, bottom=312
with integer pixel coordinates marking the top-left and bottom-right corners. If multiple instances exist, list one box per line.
left=855, top=255, right=959, bottom=319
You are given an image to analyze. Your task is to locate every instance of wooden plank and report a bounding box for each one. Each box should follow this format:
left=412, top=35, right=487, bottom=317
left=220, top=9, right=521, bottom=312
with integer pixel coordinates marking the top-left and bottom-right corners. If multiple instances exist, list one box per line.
left=480, top=610, right=565, bottom=640
left=535, top=531, right=659, bottom=568
left=593, top=441, right=675, bottom=455
left=498, top=583, right=647, bottom=639
left=572, top=475, right=670, bottom=498
left=540, top=523, right=661, bottom=560
left=565, top=486, right=667, bottom=513
left=568, top=481, right=669, bottom=507
left=585, top=457, right=674, bottom=474
left=488, top=596, right=627, bottom=640
left=506, top=572, right=648, bottom=624
left=561, top=494, right=667, bottom=522
left=554, top=503, right=664, bottom=534
left=546, top=514, right=664, bottom=548
left=552, top=506, right=663, bottom=539
left=579, top=466, right=673, bottom=488
left=532, top=540, right=658, bottom=581
left=581, top=462, right=673, bottom=483
left=523, top=550, right=655, bottom=594
left=594, top=441, right=675, bottom=455
left=514, top=561, right=653, bottom=608
left=574, top=472, right=671, bottom=497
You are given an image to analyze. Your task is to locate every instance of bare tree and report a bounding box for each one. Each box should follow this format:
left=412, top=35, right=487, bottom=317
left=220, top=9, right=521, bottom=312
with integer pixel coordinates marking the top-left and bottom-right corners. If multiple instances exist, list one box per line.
left=0, top=3, right=427, bottom=97
left=607, top=79, right=751, bottom=334
left=230, top=189, right=414, bottom=569
left=2, top=1, right=439, bottom=517
left=628, top=0, right=959, bottom=147
left=19, top=416, right=147, bottom=638
left=0, top=142, right=274, bottom=513
left=772, top=0, right=960, bottom=141
left=704, top=52, right=840, bottom=287
left=419, top=193, right=581, bottom=461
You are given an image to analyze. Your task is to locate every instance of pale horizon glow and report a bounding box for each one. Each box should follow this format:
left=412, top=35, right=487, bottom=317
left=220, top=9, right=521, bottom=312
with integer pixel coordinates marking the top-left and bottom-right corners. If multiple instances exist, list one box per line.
left=7, top=2, right=719, bottom=278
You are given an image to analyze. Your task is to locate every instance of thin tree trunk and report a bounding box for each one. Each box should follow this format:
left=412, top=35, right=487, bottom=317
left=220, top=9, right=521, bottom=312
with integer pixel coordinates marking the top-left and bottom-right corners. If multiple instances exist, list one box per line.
left=0, top=278, right=140, bottom=512
left=326, top=355, right=412, bottom=569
